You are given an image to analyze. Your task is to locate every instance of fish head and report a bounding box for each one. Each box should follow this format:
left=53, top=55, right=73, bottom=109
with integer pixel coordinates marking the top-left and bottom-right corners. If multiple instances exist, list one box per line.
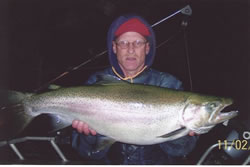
left=182, top=95, right=238, bottom=134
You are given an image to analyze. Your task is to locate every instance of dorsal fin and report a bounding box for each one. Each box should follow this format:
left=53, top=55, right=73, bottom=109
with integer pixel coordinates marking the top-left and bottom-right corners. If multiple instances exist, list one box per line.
left=48, top=84, right=62, bottom=90
left=95, top=75, right=127, bottom=85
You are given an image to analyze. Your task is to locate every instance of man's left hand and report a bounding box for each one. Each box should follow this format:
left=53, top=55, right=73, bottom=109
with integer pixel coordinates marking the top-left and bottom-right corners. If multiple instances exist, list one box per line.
left=189, top=131, right=199, bottom=136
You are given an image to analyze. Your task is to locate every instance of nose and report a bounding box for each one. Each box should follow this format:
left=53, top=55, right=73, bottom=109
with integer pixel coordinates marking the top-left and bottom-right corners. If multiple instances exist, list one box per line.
left=127, top=43, right=135, bottom=54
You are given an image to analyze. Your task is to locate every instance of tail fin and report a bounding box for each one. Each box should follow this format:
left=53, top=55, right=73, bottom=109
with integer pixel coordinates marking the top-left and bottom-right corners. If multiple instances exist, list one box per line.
left=0, top=90, right=33, bottom=106
left=0, top=90, right=34, bottom=141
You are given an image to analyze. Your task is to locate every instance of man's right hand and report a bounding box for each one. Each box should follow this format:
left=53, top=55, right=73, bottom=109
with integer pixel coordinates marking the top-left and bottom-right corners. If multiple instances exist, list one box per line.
left=72, top=119, right=97, bottom=136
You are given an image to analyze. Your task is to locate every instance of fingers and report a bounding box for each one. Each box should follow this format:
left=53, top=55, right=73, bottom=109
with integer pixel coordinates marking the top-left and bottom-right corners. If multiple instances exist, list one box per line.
left=82, top=122, right=90, bottom=135
left=89, top=128, right=97, bottom=136
left=189, top=131, right=200, bottom=136
left=72, top=119, right=79, bottom=128
left=72, top=119, right=97, bottom=136
left=189, top=131, right=195, bottom=136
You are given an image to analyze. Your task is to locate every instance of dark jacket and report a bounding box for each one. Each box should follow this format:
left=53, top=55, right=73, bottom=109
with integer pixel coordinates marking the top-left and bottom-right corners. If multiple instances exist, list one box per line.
left=72, top=14, right=198, bottom=164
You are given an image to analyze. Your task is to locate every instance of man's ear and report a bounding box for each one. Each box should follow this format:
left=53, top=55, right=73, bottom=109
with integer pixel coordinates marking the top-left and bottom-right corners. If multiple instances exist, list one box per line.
left=112, top=41, right=117, bottom=54
left=146, top=42, right=150, bottom=55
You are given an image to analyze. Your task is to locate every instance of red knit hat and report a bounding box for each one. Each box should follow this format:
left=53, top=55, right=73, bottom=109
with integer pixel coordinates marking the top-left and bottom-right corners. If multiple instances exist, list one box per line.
left=115, top=18, right=151, bottom=37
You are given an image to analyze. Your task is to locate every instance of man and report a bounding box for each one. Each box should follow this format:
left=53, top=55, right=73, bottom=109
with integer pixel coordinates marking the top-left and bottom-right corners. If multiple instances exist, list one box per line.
left=71, top=14, right=198, bottom=165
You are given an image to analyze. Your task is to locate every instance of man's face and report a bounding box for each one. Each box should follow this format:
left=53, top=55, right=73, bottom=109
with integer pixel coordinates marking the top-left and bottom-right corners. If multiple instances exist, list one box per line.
left=112, top=32, right=150, bottom=77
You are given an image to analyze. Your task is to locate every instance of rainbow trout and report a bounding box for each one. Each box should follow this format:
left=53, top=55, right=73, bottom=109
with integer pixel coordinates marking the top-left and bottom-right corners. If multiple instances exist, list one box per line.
left=0, top=75, right=238, bottom=149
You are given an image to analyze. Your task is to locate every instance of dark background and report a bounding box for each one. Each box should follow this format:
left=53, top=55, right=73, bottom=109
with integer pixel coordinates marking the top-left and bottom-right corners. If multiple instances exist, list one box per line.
left=0, top=0, right=249, bottom=164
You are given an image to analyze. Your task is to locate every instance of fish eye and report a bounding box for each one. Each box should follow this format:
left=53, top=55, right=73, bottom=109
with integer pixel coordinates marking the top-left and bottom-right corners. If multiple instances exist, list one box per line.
left=205, top=102, right=219, bottom=111
left=210, top=103, right=217, bottom=108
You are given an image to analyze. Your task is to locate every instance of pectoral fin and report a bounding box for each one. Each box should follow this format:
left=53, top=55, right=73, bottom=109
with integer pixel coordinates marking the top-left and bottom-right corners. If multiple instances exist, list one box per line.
left=158, top=127, right=187, bottom=138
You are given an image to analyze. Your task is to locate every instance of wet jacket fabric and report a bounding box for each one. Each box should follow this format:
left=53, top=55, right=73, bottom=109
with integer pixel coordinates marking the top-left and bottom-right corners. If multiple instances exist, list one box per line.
left=71, top=14, right=198, bottom=164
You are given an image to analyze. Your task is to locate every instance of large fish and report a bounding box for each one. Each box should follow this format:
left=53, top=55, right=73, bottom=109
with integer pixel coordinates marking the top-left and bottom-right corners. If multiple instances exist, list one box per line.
left=0, top=75, right=238, bottom=149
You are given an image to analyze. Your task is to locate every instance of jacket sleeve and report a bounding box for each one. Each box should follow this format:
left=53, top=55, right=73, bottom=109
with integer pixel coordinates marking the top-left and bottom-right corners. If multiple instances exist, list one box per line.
left=72, top=130, right=110, bottom=160
left=159, top=135, right=198, bottom=157
left=158, top=72, right=183, bottom=90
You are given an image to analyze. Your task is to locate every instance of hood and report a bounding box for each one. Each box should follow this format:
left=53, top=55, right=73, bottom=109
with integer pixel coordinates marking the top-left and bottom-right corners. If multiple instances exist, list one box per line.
left=107, top=14, right=156, bottom=78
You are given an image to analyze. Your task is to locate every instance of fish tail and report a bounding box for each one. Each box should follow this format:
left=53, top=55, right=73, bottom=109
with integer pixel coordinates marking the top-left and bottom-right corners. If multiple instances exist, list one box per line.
left=0, top=90, right=34, bottom=141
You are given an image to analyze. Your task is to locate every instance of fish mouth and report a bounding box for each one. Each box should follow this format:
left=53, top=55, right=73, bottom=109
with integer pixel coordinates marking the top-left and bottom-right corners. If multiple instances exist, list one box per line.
left=214, top=110, right=238, bottom=123
left=211, top=104, right=238, bottom=124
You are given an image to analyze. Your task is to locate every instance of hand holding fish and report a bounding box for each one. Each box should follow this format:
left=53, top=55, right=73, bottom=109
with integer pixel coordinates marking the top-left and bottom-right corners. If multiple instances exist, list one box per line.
left=72, top=119, right=97, bottom=136
left=188, top=131, right=197, bottom=136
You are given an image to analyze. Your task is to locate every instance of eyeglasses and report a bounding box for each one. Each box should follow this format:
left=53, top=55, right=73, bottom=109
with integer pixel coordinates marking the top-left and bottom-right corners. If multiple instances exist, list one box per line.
left=115, top=40, right=148, bottom=49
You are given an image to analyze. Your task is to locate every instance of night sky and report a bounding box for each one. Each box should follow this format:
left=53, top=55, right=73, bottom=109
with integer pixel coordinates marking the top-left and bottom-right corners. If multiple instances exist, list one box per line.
left=0, top=0, right=249, bottom=163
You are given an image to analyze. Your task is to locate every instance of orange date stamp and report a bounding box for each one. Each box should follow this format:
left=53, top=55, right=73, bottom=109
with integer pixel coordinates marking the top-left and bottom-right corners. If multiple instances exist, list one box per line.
left=217, top=139, right=250, bottom=150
